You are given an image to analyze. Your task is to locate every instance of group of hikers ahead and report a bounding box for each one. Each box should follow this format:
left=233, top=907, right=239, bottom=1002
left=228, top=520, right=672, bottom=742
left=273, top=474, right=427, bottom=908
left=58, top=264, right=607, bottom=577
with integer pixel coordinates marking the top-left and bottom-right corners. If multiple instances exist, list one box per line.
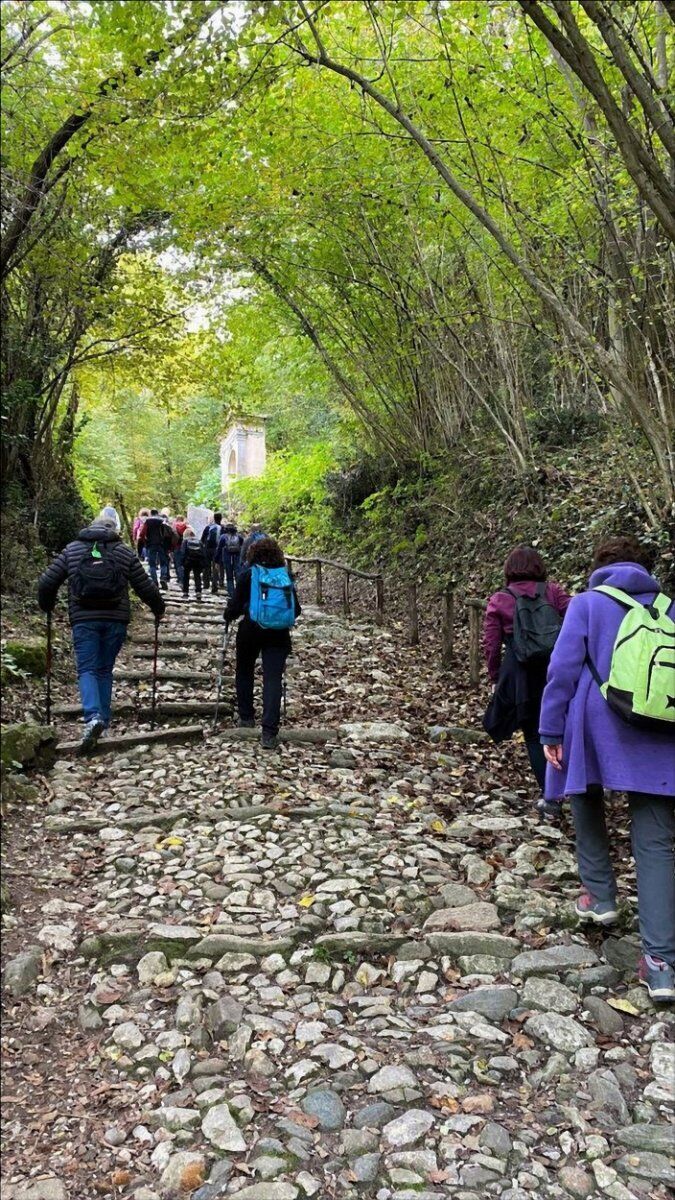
left=36, top=512, right=674, bottom=1000
left=131, top=507, right=264, bottom=601
left=37, top=505, right=297, bottom=754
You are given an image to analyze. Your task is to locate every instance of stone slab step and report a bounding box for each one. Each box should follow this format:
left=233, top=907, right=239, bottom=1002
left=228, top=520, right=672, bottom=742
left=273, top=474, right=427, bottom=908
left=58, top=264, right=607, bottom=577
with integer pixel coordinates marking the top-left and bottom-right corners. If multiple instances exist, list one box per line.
left=56, top=724, right=205, bottom=756
left=53, top=700, right=232, bottom=719
left=114, top=667, right=211, bottom=682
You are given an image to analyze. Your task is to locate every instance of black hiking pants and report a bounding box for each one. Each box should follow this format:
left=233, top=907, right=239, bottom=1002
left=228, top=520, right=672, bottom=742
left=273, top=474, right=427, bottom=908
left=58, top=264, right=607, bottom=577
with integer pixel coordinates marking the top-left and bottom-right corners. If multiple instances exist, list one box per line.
left=183, top=561, right=202, bottom=597
left=235, top=623, right=289, bottom=735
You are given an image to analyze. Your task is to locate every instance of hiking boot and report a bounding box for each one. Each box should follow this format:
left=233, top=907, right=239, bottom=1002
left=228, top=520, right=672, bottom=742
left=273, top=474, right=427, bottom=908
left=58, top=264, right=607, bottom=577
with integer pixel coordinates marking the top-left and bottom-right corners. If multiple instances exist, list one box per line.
left=238, top=719, right=255, bottom=728
left=537, top=797, right=564, bottom=822
left=160, top=579, right=168, bottom=591
left=261, top=730, right=278, bottom=751
left=638, top=955, right=675, bottom=1001
left=195, top=594, right=203, bottom=603
left=574, top=891, right=619, bottom=926
left=78, top=717, right=104, bottom=754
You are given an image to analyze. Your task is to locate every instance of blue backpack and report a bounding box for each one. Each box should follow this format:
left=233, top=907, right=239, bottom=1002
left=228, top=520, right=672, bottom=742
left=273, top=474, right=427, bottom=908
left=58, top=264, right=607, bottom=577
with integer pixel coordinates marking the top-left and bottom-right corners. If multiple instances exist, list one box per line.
left=249, top=564, right=296, bottom=630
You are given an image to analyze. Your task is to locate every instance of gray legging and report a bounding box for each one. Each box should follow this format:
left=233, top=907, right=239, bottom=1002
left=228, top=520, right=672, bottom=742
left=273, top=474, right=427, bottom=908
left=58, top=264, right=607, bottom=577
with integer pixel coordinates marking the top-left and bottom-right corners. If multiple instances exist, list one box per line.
left=571, top=789, right=675, bottom=963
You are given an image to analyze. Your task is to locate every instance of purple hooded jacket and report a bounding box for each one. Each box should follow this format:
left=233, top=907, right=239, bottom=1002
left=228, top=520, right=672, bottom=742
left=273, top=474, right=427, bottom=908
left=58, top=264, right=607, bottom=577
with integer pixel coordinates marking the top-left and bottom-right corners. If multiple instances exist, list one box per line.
left=539, top=562, right=675, bottom=800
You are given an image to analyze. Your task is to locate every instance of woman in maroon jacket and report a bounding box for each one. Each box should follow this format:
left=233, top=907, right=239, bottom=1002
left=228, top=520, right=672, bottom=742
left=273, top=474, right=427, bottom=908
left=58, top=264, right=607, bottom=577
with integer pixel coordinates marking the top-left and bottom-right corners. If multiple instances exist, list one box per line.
left=483, top=546, right=570, bottom=812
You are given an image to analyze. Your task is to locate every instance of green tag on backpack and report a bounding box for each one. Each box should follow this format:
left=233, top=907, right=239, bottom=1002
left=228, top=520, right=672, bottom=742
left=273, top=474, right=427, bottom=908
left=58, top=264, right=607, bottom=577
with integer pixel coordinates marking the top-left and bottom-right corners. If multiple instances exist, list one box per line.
left=92, top=542, right=102, bottom=559
left=590, top=586, right=675, bottom=731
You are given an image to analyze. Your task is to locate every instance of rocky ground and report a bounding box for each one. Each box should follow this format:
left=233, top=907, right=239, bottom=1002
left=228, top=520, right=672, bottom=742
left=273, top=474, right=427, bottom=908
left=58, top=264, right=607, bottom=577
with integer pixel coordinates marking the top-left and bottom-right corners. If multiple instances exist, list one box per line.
left=1, top=581, right=673, bottom=1200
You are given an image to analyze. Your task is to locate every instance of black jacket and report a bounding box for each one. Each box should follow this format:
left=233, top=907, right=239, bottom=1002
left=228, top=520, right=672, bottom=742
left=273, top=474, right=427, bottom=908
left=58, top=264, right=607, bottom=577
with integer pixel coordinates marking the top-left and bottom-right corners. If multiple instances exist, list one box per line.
left=140, top=515, right=166, bottom=548
left=38, top=524, right=165, bottom=625
left=224, top=567, right=301, bottom=647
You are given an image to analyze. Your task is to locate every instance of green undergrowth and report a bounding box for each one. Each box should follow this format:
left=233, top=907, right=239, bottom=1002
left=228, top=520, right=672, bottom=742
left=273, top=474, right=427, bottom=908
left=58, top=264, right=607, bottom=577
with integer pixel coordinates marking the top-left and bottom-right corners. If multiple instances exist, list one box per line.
left=232, top=433, right=672, bottom=598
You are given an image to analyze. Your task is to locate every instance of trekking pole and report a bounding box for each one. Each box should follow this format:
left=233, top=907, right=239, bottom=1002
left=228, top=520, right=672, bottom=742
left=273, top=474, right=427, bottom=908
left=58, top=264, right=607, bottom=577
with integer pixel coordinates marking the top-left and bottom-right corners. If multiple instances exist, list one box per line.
left=45, top=611, right=53, bottom=725
left=150, top=615, right=160, bottom=731
left=213, top=620, right=231, bottom=730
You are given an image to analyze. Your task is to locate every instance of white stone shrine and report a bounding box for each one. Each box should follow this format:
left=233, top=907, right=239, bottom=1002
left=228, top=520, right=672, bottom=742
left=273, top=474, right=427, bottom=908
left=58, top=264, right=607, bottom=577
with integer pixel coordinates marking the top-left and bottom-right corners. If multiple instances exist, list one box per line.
left=220, top=422, right=267, bottom=490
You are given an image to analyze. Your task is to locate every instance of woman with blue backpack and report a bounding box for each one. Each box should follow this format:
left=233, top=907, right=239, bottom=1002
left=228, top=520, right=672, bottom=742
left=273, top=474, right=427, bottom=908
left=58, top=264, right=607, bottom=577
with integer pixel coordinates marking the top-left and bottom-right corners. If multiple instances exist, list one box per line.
left=540, top=535, right=675, bottom=1001
left=224, top=536, right=300, bottom=750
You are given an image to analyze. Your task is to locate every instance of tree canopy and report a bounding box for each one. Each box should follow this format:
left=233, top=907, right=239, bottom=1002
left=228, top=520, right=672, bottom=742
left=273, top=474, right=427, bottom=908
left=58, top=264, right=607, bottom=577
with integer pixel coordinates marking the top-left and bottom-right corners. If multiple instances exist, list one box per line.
left=2, top=0, right=673, bottom=548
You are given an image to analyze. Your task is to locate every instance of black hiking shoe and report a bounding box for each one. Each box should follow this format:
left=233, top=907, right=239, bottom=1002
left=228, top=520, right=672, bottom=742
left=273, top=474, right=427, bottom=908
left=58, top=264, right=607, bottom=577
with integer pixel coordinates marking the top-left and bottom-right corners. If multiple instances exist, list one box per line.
left=261, top=730, right=278, bottom=751
left=238, top=718, right=255, bottom=729
left=160, top=579, right=168, bottom=591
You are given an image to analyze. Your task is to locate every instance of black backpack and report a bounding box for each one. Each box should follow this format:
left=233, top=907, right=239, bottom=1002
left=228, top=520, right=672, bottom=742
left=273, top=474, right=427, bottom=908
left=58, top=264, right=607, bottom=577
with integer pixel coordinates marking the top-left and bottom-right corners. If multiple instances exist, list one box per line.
left=224, top=532, right=241, bottom=554
left=183, top=537, right=204, bottom=564
left=507, top=583, right=562, bottom=664
left=72, top=542, right=125, bottom=608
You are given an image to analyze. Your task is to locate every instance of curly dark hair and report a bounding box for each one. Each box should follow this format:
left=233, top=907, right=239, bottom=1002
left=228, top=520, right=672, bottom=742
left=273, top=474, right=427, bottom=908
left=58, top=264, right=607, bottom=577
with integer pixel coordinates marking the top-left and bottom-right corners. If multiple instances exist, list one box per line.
left=591, top=535, right=653, bottom=572
left=504, top=545, right=547, bottom=583
left=248, top=536, right=286, bottom=568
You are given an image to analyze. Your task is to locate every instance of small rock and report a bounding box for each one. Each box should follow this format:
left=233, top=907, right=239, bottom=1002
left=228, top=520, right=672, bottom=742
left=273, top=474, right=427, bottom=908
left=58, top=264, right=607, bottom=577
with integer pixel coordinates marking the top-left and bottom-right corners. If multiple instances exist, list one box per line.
left=614, top=1151, right=675, bottom=1187
left=354, top=1101, right=395, bottom=1129
left=614, top=1124, right=675, bottom=1155
left=2, top=946, right=42, bottom=997
left=159, top=1151, right=206, bottom=1197
left=2, top=1182, right=68, bottom=1200
left=512, top=944, right=599, bottom=977
left=558, top=1165, right=594, bottom=1198
left=137, top=951, right=169, bottom=985
left=382, top=1109, right=435, bottom=1148
left=425, top=902, right=501, bottom=933
left=368, top=1064, right=418, bottom=1099
left=205, top=995, right=244, bottom=1039
left=112, top=1021, right=143, bottom=1050
left=448, top=986, right=517, bottom=1022
left=524, top=1013, right=594, bottom=1053
left=582, top=995, right=624, bottom=1035
left=521, top=976, right=577, bottom=1014
left=301, top=1088, right=346, bottom=1130
left=479, top=1122, right=512, bottom=1158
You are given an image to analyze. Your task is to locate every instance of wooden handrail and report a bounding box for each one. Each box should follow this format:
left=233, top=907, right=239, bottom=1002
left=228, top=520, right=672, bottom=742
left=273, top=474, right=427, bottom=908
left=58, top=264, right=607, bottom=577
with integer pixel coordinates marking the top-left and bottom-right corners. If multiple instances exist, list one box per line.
left=286, top=555, right=382, bottom=581
left=286, top=554, right=385, bottom=625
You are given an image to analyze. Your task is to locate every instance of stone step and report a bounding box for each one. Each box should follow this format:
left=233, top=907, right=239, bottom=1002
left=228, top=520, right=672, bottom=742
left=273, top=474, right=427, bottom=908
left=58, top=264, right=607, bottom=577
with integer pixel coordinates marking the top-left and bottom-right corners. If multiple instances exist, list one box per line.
left=127, top=646, right=192, bottom=660
left=114, top=667, right=212, bottom=682
left=56, top=724, right=205, bottom=756
left=53, top=700, right=233, bottom=720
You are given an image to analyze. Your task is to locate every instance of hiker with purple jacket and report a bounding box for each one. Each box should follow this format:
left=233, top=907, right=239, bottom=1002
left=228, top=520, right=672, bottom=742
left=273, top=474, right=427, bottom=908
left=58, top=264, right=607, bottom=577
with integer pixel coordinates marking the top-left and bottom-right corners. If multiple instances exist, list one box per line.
left=540, top=535, right=675, bottom=1001
left=482, top=546, right=570, bottom=817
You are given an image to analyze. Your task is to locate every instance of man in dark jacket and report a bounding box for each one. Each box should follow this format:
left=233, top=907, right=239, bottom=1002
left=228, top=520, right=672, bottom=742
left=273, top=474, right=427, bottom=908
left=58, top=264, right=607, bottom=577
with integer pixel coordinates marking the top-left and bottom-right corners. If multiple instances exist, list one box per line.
left=214, top=522, right=244, bottom=598
left=200, top=512, right=222, bottom=594
left=139, top=509, right=169, bottom=590
left=38, top=508, right=164, bottom=751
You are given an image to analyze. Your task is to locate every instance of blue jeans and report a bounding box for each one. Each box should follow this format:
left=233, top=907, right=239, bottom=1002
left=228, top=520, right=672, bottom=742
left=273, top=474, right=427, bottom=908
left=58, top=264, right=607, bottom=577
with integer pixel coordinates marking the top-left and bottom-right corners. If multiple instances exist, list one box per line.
left=224, top=555, right=238, bottom=598
left=571, top=789, right=675, bottom=963
left=147, top=545, right=168, bottom=585
left=72, top=621, right=127, bottom=726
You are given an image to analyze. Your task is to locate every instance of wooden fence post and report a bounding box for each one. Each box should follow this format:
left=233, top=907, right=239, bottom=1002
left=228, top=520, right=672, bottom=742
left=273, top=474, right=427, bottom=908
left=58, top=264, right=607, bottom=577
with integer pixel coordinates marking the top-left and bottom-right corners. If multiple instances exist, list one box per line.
left=441, top=585, right=455, bottom=668
left=407, top=582, right=420, bottom=646
left=315, top=560, right=323, bottom=605
left=342, top=571, right=351, bottom=616
left=468, top=602, right=481, bottom=687
left=375, top=575, right=384, bottom=625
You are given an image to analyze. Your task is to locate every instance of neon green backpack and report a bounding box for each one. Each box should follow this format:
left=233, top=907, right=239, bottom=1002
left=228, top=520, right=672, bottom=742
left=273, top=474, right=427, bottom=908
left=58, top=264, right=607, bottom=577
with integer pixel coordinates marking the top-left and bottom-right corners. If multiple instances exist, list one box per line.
left=586, top=586, right=675, bottom=731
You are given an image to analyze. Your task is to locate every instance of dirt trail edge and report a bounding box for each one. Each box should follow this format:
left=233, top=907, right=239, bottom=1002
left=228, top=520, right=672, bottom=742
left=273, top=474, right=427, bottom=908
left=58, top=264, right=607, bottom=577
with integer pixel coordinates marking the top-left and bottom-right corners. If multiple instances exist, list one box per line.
left=2, top=588, right=673, bottom=1200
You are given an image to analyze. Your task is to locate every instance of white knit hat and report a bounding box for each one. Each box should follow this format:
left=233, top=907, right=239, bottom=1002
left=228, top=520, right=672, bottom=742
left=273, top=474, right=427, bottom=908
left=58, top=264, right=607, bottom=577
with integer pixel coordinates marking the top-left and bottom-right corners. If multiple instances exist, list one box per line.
left=98, top=506, right=121, bottom=532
